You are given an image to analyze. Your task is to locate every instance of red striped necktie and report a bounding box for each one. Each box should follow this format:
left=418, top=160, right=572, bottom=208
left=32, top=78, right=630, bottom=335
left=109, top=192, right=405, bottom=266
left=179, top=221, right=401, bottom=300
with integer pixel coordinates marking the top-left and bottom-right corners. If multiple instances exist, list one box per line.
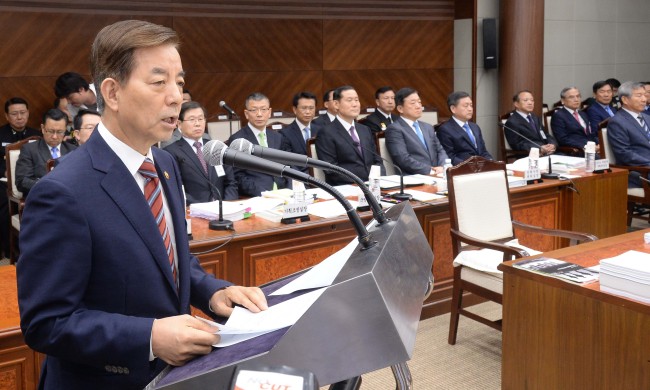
left=139, top=158, right=177, bottom=289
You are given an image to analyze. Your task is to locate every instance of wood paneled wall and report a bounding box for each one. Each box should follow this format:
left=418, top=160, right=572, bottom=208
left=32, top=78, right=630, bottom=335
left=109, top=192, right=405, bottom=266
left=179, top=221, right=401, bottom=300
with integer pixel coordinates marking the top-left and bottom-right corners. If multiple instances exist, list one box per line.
left=0, top=2, right=454, bottom=130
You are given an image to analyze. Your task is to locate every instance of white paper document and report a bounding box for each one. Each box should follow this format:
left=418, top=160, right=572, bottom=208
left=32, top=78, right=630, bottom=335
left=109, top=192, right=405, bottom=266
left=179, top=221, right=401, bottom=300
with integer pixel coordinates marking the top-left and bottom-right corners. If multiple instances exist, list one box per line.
left=308, top=199, right=359, bottom=218
left=198, top=287, right=326, bottom=347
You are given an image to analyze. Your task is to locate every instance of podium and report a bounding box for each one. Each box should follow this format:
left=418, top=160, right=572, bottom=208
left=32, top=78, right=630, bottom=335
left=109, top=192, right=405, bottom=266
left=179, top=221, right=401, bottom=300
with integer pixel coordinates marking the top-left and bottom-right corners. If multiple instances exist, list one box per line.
left=155, top=202, right=433, bottom=388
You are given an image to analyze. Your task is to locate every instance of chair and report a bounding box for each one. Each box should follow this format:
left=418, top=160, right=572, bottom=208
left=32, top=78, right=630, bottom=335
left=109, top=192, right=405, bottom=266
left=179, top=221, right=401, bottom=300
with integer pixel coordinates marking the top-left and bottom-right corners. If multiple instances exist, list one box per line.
left=5, top=136, right=41, bottom=262
left=376, top=131, right=396, bottom=175
left=306, top=138, right=325, bottom=182
left=266, top=122, right=288, bottom=131
left=446, top=156, right=597, bottom=345
left=598, top=119, right=650, bottom=225
left=207, top=118, right=240, bottom=141
left=420, top=106, right=439, bottom=126
left=270, top=111, right=296, bottom=125
left=543, top=107, right=582, bottom=156
left=498, top=111, right=528, bottom=163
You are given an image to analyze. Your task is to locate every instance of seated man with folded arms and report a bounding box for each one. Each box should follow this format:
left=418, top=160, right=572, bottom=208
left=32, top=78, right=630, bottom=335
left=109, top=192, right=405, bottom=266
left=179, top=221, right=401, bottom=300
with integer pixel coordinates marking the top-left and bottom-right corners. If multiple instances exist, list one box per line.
left=72, top=109, right=101, bottom=146
left=504, top=90, right=557, bottom=156
left=165, top=101, right=238, bottom=203
left=586, top=80, right=617, bottom=132
left=437, top=91, right=493, bottom=165
left=607, top=81, right=650, bottom=188
left=386, top=87, right=447, bottom=174
left=364, top=86, right=398, bottom=133
left=310, top=88, right=337, bottom=135
left=227, top=92, right=289, bottom=196
left=280, top=91, right=318, bottom=173
left=551, top=86, right=599, bottom=155
left=15, top=108, right=76, bottom=195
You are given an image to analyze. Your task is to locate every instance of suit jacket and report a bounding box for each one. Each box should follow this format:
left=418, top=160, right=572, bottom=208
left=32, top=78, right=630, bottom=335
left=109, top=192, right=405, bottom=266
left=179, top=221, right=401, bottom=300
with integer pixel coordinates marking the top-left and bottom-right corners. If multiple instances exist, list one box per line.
left=586, top=103, right=617, bottom=134
left=607, top=109, right=650, bottom=166
left=551, top=107, right=598, bottom=150
left=17, top=130, right=227, bottom=389
left=280, top=120, right=319, bottom=173
left=504, top=112, right=558, bottom=151
left=436, top=119, right=493, bottom=165
left=164, top=138, right=238, bottom=203
left=315, top=119, right=384, bottom=186
left=310, top=113, right=333, bottom=135
left=363, top=110, right=398, bottom=133
left=385, top=117, right=448, bottom=174
left=227, top=125, right=289, bottom=197
left=0, top=124, right=40, bottom=178
left=15, top=138, right=76, bottom=194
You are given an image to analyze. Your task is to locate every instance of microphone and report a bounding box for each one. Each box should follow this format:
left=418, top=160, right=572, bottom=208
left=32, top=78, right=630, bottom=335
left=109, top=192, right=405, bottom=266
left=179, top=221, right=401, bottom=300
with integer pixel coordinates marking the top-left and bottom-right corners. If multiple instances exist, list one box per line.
left=229, top=138, right=389, bottom=225
left=354, top=141, right=413, bottom=201
left=219, top=101, right=238, bottom=118
left=203, top=140, right=377, bottom=249
left=177, top=157, right=233, bottom=231
left=498, top=121, right=560, bottom=179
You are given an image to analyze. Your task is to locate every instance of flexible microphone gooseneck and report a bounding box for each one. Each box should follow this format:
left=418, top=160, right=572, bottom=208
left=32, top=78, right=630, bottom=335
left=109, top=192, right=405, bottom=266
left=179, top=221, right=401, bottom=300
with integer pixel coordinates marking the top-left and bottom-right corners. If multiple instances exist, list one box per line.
left=354, top=141, right=414, bottom=201
left=498, top=121, right=560, bottom=179
left=202, top=140, right=377, bottom=250
left=229, top=138, right=389, bottom=225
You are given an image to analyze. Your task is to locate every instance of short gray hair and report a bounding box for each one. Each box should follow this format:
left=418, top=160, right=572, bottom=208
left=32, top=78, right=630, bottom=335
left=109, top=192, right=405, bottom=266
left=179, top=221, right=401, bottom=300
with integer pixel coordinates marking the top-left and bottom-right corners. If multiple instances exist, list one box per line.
left=560, top=87, right=578, bottom=99
left=618, top=81, right=645, bottom=99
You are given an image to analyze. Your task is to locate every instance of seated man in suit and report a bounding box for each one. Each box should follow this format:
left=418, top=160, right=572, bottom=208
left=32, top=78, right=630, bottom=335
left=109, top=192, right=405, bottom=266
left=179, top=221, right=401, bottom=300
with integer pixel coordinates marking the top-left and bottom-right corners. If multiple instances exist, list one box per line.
left=72, top=109, right=101, bottom=146
left=364, top=86, right=398, bottom=133
left=310, top=88, right=337, bottom=135
left=280, top=91, right=318, bottom=172
left=551, top=86, right=599, bottom=155
left=227, top=92, right=289, bottom=196
left=586, top=80, right=617, bottom=132
left=315, top=85, right=384, bottom=185
left=437, top=91, right=493, bottom=165
left=18, top=20, right=266, bottom=389
left=386, top=87, right=447, bottom=174
left=15, top=108, right=76, bottom=195
left=504, top=90, right=557, bottom=156
left=165, top=101, right=238, bottom=203
left=607, top=81, right=650, bottom=188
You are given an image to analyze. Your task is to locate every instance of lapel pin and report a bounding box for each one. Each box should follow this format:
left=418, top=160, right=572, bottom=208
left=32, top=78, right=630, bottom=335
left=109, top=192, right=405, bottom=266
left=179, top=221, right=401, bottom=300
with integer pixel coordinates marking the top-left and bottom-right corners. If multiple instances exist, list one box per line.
left=164, top=171, right=170, bottom=179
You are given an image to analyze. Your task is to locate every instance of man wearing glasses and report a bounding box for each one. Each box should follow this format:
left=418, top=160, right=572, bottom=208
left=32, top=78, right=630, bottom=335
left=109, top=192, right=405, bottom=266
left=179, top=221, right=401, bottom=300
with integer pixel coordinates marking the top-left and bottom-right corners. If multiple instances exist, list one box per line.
left=551, top=86, right=600, bottom=155
left=15, top=108, right=76, bottom=195
left=72, top=109, right=101, bottom=146
left=227, top=92, right=289, bottom=196
left=280, top=91, right=318, bottom=173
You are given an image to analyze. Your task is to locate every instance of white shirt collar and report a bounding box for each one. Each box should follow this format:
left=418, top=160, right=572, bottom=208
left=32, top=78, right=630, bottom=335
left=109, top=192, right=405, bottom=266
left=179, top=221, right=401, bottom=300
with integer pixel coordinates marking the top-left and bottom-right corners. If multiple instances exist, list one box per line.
left=97, top=121, right=153, bottom=177
left=183, top=136, right=203, bottom=149
left=336, top=115, right=354, bottom=130
left=452, top=116, right=468, bottom=128
left=516, top=110, right=531, bottom=119
left=377, top=108, right=391, bottom=118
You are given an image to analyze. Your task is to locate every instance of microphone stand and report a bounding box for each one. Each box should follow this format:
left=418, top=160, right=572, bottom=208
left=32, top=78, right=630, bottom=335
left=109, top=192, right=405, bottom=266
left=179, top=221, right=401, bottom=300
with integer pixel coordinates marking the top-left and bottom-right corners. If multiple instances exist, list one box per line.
left=356, top=142, right=412, bottom=200
left=208, top=185, right=233, bottom=231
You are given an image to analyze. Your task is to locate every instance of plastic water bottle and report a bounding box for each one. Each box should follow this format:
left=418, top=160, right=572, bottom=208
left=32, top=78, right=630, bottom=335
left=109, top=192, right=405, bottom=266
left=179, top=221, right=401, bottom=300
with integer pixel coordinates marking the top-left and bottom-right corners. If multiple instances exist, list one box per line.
left=442, top=159, right=452, bottom=181
left=528, top=147, right=539, bottom=170
left=292, top=179, right=306, bottom=203
left=368, top=165, right=382, bottom=203
left=584, top=141, right=596, bottom=173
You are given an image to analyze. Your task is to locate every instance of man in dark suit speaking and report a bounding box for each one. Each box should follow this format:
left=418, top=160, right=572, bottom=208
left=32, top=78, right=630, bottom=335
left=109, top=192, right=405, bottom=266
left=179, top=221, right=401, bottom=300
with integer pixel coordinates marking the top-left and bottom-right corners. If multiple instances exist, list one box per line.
left=607, top=81, right=650, bottom=188
left=315, top=85, right=384, bottom=185
left=386, top=87, right=447, bottom=174
left=165, top=101, right=238, bottom=203
left=17, top=20, right=267, bottom=390
left=437, top=91, right=493, bottom=165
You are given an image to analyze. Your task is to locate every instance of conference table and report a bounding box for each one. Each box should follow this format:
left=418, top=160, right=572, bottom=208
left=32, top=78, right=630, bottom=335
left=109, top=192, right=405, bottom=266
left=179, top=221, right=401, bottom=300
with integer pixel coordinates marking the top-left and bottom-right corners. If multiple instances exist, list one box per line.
left=499, top=229, right=650, bottom=389
left=0, top=168, right=628, bottom=390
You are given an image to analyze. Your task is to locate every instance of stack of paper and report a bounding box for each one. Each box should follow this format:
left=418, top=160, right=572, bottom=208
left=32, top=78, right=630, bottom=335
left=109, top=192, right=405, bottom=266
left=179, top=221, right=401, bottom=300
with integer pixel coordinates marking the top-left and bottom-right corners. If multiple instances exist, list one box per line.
left=600, top=250, right=650, bottom=303
left=507, top=176, right=527, bottom=188
left=508, top=155, right=585, bottom=173
left=189, top=200, right=252, bottom=221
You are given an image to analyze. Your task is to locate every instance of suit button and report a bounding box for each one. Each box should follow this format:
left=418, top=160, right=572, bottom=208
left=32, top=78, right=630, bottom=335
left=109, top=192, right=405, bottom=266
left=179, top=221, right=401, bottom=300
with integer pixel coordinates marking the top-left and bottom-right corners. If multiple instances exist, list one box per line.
left=105, top=365, right=111, bottom=372
left=111, top=366, right=118, bottom=373
left=118, top=367, right=124, bottom=374
left=124, top=367, right=130, bottom=375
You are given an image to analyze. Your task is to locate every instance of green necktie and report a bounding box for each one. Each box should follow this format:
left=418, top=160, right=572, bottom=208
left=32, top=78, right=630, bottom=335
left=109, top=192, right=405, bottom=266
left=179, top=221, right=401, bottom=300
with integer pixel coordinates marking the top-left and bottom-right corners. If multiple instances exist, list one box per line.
left=258, top=132, right=277, bottom=190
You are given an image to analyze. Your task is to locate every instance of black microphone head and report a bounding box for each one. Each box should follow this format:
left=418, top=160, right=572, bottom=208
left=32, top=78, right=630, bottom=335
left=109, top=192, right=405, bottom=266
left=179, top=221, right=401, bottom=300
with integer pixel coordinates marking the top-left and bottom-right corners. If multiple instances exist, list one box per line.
left=202, top=140, right=227, bottom=166
left=219, top=101, right=227, bottom=108
left=230, top=138, right=253, bottom=154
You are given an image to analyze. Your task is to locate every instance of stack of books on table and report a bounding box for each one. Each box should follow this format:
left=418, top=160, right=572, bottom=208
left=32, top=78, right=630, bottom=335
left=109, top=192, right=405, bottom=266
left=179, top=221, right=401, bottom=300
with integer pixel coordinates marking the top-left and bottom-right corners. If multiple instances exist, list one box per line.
left=600, top=250, right=650, bottom=303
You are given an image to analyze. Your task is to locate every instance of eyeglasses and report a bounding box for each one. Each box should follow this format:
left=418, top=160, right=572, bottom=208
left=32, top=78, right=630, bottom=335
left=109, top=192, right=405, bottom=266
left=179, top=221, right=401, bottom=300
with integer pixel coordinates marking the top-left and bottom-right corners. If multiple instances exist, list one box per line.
left=43, top=130, right=66, bottom=136
left=8, top=110, right=27, bottom=118
left=245, top=108, right=270, bottom=114
left=79, top=125, right=96, bottom=131
left=297, top=106, right=316, bottom=112
left=182, top=117, right=205, bottom=123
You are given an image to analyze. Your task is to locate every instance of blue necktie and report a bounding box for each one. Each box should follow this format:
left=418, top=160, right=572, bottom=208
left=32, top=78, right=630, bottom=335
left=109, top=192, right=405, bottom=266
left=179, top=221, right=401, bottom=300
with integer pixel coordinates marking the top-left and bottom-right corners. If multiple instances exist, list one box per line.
left=303, top=126, right=311, bottom=142
left=413, top=121, right=428, bottom=150
left=50, top=146, right=59, bottom=159
left=605, top=105, right=614, bottom=117
left=463, top=123, right=477, bottom=147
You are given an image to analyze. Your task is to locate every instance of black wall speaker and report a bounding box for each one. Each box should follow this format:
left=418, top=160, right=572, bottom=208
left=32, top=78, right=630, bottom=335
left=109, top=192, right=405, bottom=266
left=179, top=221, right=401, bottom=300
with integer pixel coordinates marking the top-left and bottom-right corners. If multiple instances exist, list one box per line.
left=483, top=18, right=497, bottom=69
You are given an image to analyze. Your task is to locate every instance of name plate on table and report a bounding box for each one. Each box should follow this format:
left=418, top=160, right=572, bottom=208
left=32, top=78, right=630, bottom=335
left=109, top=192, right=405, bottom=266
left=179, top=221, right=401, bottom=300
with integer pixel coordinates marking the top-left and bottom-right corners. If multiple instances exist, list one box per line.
left=595, top=159, right=609, bottom=171
left=282, top=202, right=310, bottom=224
left=524, top=167, right=541, bottom=181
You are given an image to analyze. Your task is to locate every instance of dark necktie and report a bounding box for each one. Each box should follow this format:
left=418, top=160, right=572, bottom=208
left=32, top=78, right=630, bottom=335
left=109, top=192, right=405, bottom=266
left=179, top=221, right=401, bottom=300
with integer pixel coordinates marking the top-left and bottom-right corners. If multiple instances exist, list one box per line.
left=638, top=115, right=650, bottom=139
left=193, top=141, right=208, bottom=175
left=139, top=158, right=177, bottom=289
left=349, top=125, right=363, bottom=156
left=527, top=115, right=536, bottom=132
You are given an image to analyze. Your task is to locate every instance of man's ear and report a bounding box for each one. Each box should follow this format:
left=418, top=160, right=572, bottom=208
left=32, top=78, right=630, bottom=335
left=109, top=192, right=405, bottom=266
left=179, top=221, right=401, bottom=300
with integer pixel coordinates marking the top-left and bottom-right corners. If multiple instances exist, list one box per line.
left=101, top=78, right=120, bottom=112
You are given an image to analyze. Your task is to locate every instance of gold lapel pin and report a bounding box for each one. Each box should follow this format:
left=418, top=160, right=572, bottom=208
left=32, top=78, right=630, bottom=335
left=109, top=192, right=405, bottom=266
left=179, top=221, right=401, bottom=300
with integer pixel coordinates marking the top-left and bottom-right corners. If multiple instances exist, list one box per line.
left=164, top=171, right=170, bottom=179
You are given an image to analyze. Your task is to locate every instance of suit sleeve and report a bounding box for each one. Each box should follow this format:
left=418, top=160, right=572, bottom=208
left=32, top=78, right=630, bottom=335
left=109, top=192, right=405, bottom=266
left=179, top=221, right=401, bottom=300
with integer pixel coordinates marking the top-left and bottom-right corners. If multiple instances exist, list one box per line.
left=550, top=113, right=570, bottom=147
left=15, top=146, right=38, bottom=193
left=436, top=125, right=463, bottom=165
left=222, top=166, right=239, bottom=200
left=385, top=126, right=431, bottom=174
left=587, top=107, right=602, bottom=136
left=17, top=179, right=155, bottom=378
left=607, top=118, right=650, bottom=166
left=314, top=129, right=341, bottom=184
left=504, top=118, right=534, bottom=151
left=430, top=131, right=448, bottom=167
